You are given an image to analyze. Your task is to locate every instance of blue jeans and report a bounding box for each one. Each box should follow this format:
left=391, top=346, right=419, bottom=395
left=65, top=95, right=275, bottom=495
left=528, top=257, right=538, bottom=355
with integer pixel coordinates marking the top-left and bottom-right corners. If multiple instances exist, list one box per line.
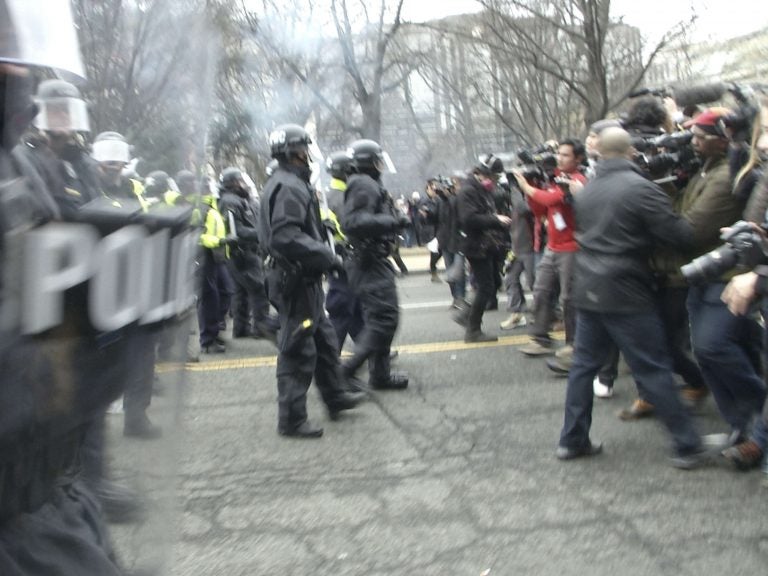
left=560, top=309, right=701, bottom=456
left=504, top=252, right=535, bottom=312
left=687, top=283, right=765, bottom=437
left=443, top=251, right=466, bottom=299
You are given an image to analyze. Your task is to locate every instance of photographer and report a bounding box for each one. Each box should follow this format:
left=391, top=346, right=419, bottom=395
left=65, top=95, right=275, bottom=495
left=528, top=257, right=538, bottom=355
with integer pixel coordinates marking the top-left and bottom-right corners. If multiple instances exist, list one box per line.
left=454, top=154, right=512, bottom=342
left=715, top=100, right=768, bottom=472
left=620, top=97, right=707, bottom=418
left=680, top=108, right=765, bottom=451
left=514, top=138, right=587, bottom=360
left=720, top=265, right=768, bottom=477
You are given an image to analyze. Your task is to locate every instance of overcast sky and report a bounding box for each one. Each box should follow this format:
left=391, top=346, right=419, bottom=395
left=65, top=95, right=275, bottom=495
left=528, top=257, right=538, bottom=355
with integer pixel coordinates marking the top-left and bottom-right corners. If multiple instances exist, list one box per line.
left=402, top=0, right=768, bottom=44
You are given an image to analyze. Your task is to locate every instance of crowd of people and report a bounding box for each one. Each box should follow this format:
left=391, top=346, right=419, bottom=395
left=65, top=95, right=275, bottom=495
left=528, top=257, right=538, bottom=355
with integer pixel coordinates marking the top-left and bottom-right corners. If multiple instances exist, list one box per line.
left=416, top=92, right=768, bottom=475
left=3, top=3, right=768, bottom=574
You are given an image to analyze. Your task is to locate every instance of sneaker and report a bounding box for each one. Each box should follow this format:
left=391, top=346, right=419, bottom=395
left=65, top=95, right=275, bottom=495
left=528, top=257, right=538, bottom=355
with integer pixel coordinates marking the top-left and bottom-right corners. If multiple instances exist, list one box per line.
left=593, top=377, right=614, bottom=399
left=554, top=345, right=573, bottom=360
left=545, top=357, right=571, bottom=376
left=555, top=441, right=603, bottom=461
left=669, top=448, right=716, bottom=470
left=500, top=313, right=527, bottom=330
left=451, top=298, right=468, bottom=310
left=618, top=398, right=654, bottom=420
left=722, top=440, right=764, bottom=471
left=519, top=340, right=555, bottom=356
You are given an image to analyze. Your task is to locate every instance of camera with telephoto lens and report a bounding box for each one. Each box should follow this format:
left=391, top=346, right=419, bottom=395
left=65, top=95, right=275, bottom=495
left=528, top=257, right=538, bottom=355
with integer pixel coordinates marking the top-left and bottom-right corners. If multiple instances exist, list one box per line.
left=515, top=144, right=558, bottom=187
left=680, top=221, right=768, bottom=285
left=633, top=130, right=699, bottom=174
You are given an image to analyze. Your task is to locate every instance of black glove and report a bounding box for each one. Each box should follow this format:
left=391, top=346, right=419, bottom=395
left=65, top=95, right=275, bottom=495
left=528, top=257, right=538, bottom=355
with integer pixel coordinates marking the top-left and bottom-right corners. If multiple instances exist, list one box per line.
left=322, top=218, right=338, bottom=235
left=220, top=234, right=238, bottom=247
left=395, top=214, right=411, bottom=230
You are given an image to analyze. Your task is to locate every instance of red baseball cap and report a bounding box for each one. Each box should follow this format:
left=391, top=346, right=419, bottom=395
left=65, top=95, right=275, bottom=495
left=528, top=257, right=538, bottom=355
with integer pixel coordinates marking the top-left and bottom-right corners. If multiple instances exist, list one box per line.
left=684, top=107, right=731, bottom=136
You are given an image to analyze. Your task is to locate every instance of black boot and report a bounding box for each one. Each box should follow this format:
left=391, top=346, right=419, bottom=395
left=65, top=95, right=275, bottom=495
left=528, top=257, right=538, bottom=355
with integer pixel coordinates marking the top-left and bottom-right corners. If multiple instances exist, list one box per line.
left=465, top=330, right=498, bottom=343
left=327, top=390, right=366, bottom=420
left=370, top=373, right=409, bottom=390
left=278, top=421, right=324, bottom=438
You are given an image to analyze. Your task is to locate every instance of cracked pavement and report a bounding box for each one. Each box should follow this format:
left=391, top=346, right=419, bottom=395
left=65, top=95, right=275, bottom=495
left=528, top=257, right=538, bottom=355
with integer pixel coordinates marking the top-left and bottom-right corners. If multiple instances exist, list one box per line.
left=108, top=273, right=768, bottom=575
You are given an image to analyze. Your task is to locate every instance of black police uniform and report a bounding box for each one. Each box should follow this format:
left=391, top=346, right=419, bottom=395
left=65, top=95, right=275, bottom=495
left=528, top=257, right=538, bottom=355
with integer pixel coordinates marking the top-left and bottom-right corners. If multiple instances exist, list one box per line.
left=260, top=162, right=359, bottom=434
left=341, top=173, right=407, bottom=389
left=218, top=186, right=275, bottom=339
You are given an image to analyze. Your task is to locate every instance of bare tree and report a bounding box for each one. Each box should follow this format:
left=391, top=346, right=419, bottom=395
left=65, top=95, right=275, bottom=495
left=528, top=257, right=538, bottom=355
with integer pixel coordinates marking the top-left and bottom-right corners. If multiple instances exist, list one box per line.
left=73, top=0, right=223, bottom=172
left=475, top=0, right=693, bottom=129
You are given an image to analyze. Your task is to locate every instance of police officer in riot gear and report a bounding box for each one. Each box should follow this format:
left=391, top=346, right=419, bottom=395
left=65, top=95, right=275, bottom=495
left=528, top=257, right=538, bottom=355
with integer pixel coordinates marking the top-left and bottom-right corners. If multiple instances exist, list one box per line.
left=20, top=78, right=154, bottom=519
left=340, top=139, right=409, bottom=390
left=322, top=151, right=365, bottom=352
left=91, top=132, right=166, bottom=441
left=19, top=78, right=100, bottom=219
left=325, top=150, right=352, bottom=215
left=218, top=166, right=277, bottom=341
left=92, top=131, right=147, bottom=205
left=260, top=124, right=363, bottom=438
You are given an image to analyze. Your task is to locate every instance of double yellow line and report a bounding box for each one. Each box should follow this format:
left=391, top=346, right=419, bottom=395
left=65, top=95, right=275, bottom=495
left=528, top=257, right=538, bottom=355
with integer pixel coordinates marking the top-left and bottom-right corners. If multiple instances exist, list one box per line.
left=171, top=332, right=564, bottom=373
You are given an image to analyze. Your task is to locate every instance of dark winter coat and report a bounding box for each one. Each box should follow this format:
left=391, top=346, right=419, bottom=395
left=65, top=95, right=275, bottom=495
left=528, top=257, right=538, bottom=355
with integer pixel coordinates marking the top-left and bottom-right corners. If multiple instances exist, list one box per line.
left=572, top=158, right=694, bottom=313
left=456, top=175, right=507, bottom=259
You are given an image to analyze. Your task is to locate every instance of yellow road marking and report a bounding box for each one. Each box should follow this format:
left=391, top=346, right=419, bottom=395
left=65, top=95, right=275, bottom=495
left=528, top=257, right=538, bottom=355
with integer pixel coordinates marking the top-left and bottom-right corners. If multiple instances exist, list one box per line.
left=159, top=332, right=565, bottom=373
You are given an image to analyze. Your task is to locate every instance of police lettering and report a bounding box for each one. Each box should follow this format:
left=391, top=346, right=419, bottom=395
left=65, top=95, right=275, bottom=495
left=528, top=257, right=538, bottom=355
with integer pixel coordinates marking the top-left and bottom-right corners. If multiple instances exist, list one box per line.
left=17, top=223, right=196, bottom=334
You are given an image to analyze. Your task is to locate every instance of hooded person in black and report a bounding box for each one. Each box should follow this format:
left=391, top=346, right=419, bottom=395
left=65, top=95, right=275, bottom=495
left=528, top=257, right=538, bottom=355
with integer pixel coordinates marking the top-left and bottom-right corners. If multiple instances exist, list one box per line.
left=453, top=154, right=512, bottom=342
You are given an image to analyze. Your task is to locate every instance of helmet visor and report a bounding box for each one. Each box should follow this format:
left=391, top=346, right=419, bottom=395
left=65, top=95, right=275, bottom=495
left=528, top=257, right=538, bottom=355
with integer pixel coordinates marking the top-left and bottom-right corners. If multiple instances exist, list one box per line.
left=34, top=97, right=89, bottom=132
left=1, top=0, right=85, bottom=78
left=308, top=140, right=324, bottom=188
left=93, top=138, right=131, bottom=163
left=377, top=151, right=397, bottom=174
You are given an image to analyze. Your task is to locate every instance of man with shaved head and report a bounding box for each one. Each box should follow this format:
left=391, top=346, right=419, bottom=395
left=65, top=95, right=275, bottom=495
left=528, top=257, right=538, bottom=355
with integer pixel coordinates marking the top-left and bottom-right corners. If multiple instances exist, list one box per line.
left=556, top=126, right=710, bottom=469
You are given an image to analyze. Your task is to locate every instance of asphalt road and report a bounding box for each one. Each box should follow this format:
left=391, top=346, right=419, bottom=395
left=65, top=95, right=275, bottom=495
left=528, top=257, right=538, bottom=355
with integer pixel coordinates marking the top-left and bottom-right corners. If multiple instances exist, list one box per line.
left=107, top=273, right=768, bottom=576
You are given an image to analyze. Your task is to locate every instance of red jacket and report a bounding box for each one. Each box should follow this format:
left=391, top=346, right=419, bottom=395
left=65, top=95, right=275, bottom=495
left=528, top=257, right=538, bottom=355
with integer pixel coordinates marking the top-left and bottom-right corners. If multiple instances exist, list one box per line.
left=527, top=169, right=586, bottom=253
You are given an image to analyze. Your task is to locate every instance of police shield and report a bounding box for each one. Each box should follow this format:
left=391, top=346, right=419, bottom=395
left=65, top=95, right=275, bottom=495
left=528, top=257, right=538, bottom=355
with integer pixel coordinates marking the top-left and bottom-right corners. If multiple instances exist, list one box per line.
left=0, top=0, right=85, bottom=78
left=0, top=193, right=198, bottom=575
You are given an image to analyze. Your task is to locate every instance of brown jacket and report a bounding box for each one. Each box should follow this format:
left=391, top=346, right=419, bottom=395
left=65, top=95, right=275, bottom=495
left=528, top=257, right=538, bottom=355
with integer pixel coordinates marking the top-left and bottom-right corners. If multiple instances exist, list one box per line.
left=653, top=155, right=745, bottom=286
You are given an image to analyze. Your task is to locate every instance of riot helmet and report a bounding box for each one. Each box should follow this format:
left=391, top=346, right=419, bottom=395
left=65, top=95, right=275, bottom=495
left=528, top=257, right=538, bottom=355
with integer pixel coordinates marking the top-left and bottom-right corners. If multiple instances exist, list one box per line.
left=269, top=124, right=311, bottom=162
left=325, top=150, right=354, bottom=180
left=144, top=170, right=176, bottom=198
left=33, top=79, right=90, bottom=133
left=92, top=131, right=131, bottom=164
left=175, top=170, right=197, bottom=195
left=347, top=139, right=396, bottom=177
left=219, top=166, right=244, bottom=189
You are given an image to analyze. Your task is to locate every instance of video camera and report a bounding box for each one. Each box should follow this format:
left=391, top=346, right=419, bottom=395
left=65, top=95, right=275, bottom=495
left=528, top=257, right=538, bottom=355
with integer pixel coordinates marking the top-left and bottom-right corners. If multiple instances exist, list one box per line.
left=631, top=130, right=700, bottom=184
left=630, top=81, right=765, bottom=144
left=514, top=143, right=558, bottom=188
left=680, top=221, right=768, bottom=285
